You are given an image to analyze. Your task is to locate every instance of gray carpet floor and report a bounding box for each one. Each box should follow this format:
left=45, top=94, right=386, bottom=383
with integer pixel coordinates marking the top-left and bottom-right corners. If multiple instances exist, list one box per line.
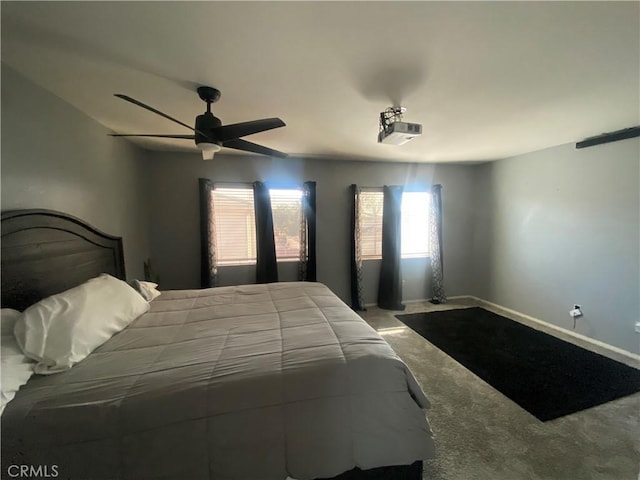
left=359, top=301, right=640, bottom=480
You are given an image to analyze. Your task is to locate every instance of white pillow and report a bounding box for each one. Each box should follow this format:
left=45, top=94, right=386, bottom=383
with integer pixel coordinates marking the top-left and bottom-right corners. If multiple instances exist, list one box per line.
left=14, top=274, right=150, bottom=374
left=139, top=281, right=161, bottom=301
left=130, top=280, right=162, bottom=302
left=1, top=309, right=35, bottom=414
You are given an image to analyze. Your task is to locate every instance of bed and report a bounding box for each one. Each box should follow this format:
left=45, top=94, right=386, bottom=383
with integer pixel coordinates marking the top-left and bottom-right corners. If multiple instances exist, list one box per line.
left=1, top=209, right=435, bottom=480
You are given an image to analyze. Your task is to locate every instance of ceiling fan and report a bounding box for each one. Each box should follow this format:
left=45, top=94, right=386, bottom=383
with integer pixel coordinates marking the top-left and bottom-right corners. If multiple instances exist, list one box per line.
left=111, top=86, right=287, bottom=160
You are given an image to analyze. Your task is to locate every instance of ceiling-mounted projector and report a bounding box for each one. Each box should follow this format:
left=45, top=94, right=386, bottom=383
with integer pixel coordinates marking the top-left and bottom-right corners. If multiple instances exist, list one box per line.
left=378, top=122, right=423, bottom=145
left=377, top=106, right=422, bottom=145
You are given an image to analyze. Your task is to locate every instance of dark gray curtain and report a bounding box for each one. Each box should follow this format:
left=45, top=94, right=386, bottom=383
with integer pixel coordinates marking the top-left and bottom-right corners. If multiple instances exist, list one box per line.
left=428, top=184, right=446, bottom=303
left=253, top=181, right=278, bottom=284
left=349, top=184, right=366, bottom=311
left=298, top=181, right=317, bottom=281
left=198, top=178, right=218, bottom=288
left=378, top=185, right=405, bottom=310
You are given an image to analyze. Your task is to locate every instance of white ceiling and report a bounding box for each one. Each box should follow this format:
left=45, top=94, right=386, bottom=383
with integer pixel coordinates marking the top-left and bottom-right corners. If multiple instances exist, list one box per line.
left=2, top=1, right=638, bottom=163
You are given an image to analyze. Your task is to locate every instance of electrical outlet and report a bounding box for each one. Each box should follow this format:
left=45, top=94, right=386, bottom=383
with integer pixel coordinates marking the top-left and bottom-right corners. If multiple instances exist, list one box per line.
left=569, top=308, right=583, bottom=318
left=635, top=322, right=640, bottom=334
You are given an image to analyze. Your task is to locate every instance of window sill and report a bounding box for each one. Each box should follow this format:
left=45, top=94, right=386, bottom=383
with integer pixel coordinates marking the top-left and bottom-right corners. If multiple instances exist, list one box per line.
left=218, top=262, right=256, bottom=267
left=362, top=255, right=431, bottom=262
left=217, top=259, right=300, bottom=267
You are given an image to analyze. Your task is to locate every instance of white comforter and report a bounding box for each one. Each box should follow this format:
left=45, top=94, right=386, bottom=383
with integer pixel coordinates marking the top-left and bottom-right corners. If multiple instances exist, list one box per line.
left=2, top=282, right=435, bottom=480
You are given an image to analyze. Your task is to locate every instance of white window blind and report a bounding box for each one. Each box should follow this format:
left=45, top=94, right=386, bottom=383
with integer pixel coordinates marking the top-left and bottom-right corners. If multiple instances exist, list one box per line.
left=270, top=189, right=303, bottom=261
left=359, top=190, right=384, bottom=259
left=212, top=187, right=256, bottom=265
left=358, top=190, right=430, bottom=260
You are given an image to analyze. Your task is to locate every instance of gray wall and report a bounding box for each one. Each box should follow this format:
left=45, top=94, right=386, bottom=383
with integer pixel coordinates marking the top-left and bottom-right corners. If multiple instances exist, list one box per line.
left=5, top=62, right=637, bottom=354
left=146, top=153, right=478, bottom=304
left=471, top=139, right=640, bottom=354
left=1, top=65, right=150, bottom=279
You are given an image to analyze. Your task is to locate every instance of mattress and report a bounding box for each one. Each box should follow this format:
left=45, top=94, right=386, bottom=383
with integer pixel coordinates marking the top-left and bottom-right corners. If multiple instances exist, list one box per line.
left=2, top=282, right=435, bottom=480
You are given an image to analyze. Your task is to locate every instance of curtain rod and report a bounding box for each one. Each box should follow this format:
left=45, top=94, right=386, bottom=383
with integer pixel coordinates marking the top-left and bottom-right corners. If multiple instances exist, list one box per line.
left=209, top=180, right=307, bottom=189
left=357, top=185, right=434, bottom=191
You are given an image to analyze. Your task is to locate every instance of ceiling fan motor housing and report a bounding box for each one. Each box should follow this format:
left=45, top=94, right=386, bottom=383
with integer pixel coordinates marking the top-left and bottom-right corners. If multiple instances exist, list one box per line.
left=197, top=86, right=221, bottom=104
left=195, top=113, right=222, bottom=146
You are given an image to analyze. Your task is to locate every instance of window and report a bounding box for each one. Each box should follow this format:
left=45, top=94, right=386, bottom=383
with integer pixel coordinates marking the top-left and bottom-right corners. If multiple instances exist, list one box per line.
left=270, top=189, right=303, bottom=261
left=359, top=191, right=384, bottom=259
left=401, top=192, right=430, bottom=258
left=211, top=186, right=303, bottom=266
left=212, top=187, right=256, bottom=265
left=358, top=190, right=430, bottom=259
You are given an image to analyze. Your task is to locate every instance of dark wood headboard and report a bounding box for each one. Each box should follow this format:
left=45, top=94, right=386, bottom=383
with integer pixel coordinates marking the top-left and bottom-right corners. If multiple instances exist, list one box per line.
left=1, top=209, right=126, bottom=311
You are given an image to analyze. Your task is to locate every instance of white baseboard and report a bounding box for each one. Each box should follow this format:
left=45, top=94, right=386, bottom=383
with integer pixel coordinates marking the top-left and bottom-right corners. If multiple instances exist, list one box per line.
left=453, top=295, right=640, bottom=369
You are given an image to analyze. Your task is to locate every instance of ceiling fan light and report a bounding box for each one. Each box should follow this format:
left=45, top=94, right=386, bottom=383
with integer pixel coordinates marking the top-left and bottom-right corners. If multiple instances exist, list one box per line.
left=198, top=142, right=221, bottom=160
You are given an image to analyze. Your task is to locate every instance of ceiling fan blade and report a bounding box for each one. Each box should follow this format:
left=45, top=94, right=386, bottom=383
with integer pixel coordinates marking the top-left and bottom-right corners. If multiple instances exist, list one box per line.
left=114, top=94, right=209, bottom=138
left=223, top=138, right=288, bottom=158
left=214, top=118, right=285, bottom=141
left=109, top=134, right=195, bottom=139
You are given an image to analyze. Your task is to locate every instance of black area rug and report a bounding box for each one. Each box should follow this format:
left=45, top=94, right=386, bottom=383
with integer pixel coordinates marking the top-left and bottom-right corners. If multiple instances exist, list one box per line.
left=396, top=307, right=640, bottom=421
